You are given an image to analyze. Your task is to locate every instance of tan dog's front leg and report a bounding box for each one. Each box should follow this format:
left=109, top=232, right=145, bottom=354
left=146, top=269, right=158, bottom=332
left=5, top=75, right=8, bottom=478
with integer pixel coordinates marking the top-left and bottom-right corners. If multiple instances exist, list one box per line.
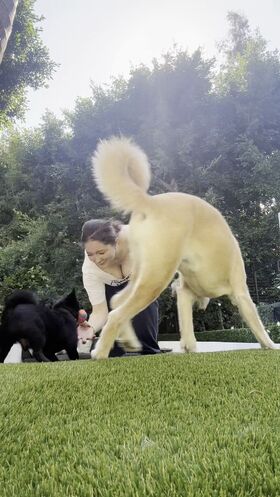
left=91, top=310, right=120, bottom=359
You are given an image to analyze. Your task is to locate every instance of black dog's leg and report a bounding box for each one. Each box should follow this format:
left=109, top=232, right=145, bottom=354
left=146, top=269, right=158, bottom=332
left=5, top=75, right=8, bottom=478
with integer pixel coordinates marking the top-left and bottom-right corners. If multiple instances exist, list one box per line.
left=32, top=349, right=50, bottom=362
left=66, top=347, right=79, bottom=360
left=43, top=351, right=59, bottom=361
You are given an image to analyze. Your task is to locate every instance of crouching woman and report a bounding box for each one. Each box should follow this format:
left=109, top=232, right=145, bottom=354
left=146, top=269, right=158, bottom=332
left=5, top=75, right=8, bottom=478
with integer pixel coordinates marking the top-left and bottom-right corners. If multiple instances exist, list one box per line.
left=81, top=219, right=161, bottom=357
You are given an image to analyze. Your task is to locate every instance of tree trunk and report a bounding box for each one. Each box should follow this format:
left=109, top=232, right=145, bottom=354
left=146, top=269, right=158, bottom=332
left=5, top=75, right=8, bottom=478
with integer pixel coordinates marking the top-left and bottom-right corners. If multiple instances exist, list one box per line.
left=0, top=0, right=18, bottom=64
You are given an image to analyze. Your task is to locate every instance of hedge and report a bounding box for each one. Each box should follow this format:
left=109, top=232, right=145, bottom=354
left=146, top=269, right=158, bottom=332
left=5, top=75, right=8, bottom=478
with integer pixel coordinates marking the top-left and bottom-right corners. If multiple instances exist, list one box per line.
left=159, top=324, right=280, bottom=343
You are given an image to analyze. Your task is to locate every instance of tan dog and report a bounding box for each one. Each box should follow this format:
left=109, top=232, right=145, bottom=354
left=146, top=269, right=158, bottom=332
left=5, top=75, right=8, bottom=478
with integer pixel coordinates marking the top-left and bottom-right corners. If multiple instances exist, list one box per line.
left=91, top=137, right=275, bottom=358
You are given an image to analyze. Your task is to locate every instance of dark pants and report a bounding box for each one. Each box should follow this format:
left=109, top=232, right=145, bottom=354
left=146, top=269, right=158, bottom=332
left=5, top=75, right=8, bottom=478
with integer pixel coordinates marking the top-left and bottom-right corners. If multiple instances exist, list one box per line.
left=105, top=282, right=161, bottom=357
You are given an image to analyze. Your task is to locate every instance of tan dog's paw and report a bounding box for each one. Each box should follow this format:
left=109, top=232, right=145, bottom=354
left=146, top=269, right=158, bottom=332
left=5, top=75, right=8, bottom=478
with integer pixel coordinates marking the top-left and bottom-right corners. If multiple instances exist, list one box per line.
left=90, top=349, right=109, bottom=360
left=180, top=338, right=197, bottom=353
left=118, top=336, right=142, bottom=352
left=260, top=340, right=277, bottom=350
left=90, top=344, right=110, bottom=360
left=118, top=324, right=142, bottom=352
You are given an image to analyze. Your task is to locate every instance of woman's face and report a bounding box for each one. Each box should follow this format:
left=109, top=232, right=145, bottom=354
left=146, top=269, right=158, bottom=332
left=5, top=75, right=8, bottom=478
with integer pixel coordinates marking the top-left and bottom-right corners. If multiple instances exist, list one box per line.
left=84, top=239, right=116, bottom=269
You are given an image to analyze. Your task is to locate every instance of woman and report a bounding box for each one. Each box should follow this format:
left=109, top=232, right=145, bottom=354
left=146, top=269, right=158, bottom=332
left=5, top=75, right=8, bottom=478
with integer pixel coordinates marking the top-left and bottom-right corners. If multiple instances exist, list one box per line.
left=81, top=218, right=161, bottom=357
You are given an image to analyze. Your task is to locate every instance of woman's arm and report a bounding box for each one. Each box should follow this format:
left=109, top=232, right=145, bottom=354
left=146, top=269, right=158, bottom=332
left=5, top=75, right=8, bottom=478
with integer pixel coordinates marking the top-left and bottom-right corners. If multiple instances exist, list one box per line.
left=88, top=301, right=108, bottom=332
left=82, top=271, right=108, bottom=332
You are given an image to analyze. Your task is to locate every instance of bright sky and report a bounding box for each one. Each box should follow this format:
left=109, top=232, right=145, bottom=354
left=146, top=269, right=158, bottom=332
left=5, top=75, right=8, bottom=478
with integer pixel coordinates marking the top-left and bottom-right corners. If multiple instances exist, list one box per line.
left=25, top=0, right=280, bottom=128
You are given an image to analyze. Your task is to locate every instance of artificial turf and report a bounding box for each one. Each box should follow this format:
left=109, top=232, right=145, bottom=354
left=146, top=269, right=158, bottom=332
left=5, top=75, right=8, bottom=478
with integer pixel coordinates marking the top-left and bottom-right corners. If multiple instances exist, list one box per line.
left=1, top=350, right=280, bottom=496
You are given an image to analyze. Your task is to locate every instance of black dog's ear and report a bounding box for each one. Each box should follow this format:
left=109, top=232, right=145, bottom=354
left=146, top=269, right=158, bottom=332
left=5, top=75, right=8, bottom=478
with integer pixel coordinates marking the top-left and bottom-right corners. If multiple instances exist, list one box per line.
left=65, top=288, right=76, bottom=300
left=65, top=288, right=79, bottom=307
left=54, top=288, right=78, bottom=310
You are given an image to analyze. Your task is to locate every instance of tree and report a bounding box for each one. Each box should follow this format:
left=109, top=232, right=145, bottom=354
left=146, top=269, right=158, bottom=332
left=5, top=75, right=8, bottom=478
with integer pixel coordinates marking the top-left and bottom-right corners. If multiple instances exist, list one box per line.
left=0, top=0, right=56, bottom=128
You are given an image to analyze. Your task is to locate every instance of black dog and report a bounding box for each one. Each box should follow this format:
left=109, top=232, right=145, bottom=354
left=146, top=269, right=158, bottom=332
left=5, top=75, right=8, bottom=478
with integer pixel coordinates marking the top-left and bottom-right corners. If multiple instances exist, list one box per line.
left=0, top=289, right=80, bottom=362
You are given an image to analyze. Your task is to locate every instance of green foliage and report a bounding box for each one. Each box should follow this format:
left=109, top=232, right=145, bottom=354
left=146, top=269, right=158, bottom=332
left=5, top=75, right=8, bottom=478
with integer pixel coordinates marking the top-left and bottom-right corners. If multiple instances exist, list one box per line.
left=195, top=328, right=258, bottom=342
left=257, top=302, right=279, bottom=326
left=0, top=0, right=56, bottom=127
left=0, top=264, right=51, bottom=303
left=0, top=215, right=51, bottom=301
left=194, top=323, right=280, bottom=343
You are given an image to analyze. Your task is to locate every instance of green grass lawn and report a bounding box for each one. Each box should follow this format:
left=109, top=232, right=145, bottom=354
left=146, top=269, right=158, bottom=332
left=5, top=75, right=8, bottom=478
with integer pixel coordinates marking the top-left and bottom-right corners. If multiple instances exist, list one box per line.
left=1, top=351, right=280, bottom=496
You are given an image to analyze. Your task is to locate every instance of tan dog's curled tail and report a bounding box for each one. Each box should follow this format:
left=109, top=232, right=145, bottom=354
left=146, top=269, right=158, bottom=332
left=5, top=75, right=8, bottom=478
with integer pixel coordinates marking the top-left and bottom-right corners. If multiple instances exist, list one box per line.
left=92, top=136, right=152, bottom=214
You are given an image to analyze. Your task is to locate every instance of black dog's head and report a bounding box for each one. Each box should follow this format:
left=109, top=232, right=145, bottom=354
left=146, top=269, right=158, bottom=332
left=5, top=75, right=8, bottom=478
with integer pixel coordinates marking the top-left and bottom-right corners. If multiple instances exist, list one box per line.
left=53, top=288, right=80, bottom=320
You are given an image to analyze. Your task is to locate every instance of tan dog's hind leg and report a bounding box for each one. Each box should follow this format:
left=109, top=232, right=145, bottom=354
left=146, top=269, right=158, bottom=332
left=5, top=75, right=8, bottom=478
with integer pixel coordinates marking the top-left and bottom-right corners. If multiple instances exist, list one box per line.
left=176, top=282, right=197, bottom=353
left=231, top=290, right=275, bottom=349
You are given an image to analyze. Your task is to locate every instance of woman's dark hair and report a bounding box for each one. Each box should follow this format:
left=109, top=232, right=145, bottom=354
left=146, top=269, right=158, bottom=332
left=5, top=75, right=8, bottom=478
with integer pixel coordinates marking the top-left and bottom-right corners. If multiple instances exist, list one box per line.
left=81, top=219, right=122, bottom=246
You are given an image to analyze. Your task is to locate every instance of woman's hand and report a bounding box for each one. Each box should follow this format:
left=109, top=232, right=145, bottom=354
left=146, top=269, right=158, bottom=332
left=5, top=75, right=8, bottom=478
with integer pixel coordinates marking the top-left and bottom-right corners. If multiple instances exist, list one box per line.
left=79, top=320, right=92, bottom=328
